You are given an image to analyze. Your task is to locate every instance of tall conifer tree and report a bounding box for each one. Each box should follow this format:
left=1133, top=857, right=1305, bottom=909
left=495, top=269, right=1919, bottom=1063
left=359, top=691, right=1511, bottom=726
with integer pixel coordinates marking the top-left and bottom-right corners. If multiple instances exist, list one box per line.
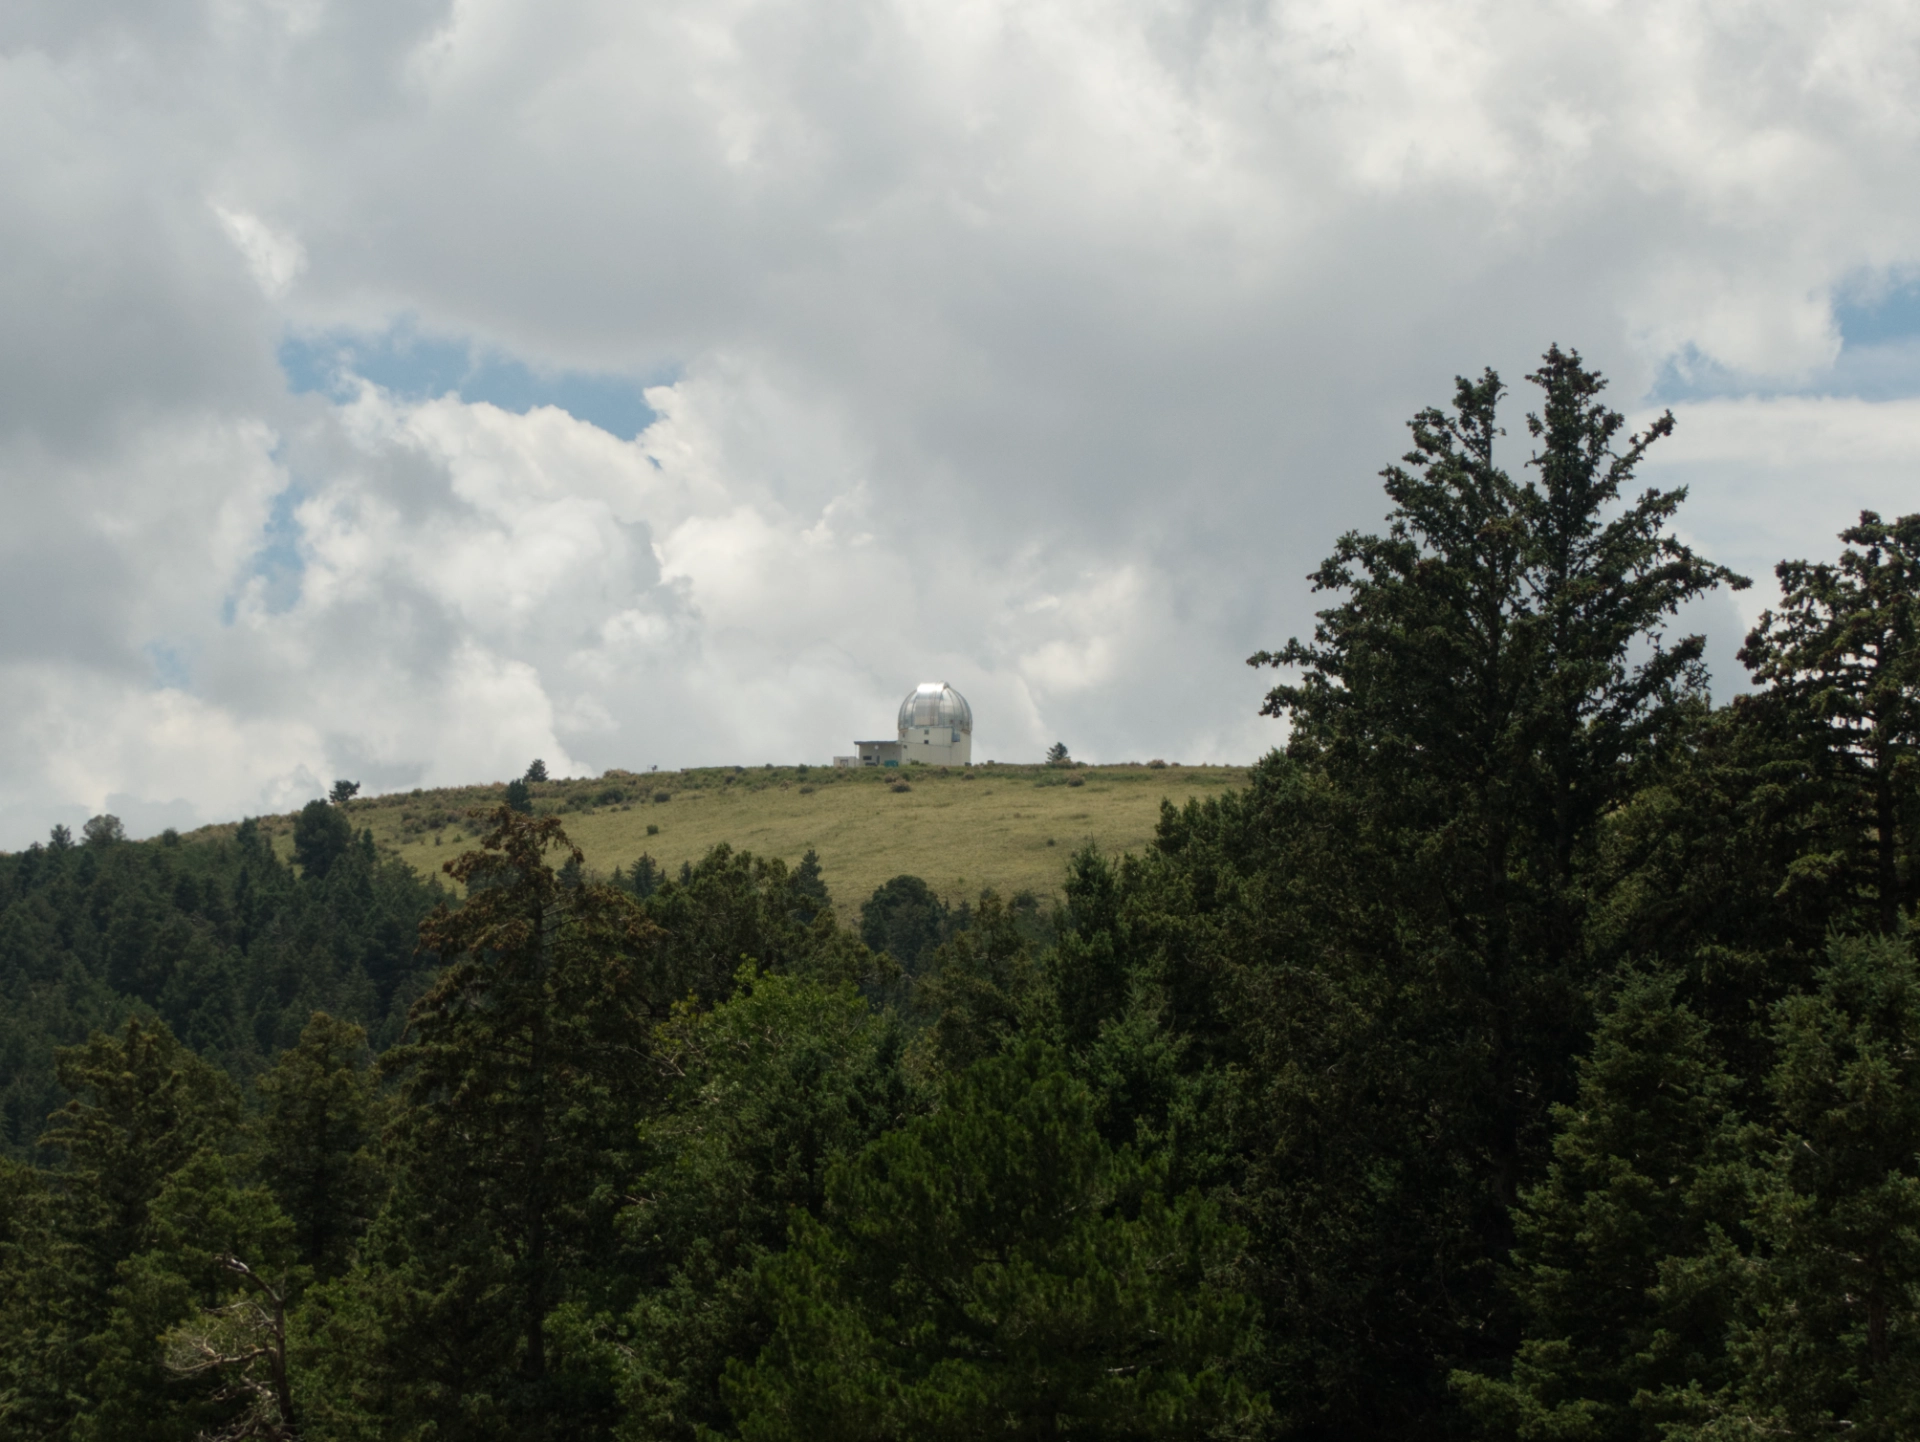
left=364, top=809, right=661, bottom=1439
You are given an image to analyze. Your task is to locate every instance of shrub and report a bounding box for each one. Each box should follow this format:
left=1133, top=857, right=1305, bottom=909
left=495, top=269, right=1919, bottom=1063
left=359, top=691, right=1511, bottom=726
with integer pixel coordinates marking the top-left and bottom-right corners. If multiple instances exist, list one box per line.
left=891, top=782, right=912, bottom=793
left=653, top=791, right=672, bottom=803
left=647, top=823, right=660, bottom=836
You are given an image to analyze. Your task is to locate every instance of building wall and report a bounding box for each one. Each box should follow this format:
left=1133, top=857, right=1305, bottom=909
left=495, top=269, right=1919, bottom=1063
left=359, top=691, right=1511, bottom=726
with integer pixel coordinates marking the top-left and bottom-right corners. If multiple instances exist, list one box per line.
left=901, top=726, right=972, bottom=766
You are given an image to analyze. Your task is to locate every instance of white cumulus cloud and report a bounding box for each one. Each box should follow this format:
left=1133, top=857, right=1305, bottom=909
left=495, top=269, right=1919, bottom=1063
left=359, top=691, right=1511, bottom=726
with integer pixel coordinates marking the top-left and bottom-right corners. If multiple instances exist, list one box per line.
left=2, top=0, right=1920, bottom=845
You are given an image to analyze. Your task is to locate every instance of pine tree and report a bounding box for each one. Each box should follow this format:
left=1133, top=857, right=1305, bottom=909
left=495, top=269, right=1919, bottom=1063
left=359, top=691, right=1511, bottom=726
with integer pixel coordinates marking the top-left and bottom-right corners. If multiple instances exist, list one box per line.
left=362, top=808, right=661, bottom=1439
left=1739, top=512, right=1920, bottom=933
left=1238, top=348, right=1745, bottom=1434
left=1678, top=933, right=1920, bottom=1440
left=788, top=847, right=830, bottom=925
left=292, top=798, right=353, bottom=880
left=256, top=1011, right=383, bottom=1277
left=616, top=967, right=912, bottom=1440
left=1454, top=971, right=1751, bottom=1441
left=723, top=1042, right=1264, bottom=1440
left=914, top=890, right=1042, bottom=1074
left=21, top=1018, right=297, bottom=1441
left=858, top=873, right=949, bottom=975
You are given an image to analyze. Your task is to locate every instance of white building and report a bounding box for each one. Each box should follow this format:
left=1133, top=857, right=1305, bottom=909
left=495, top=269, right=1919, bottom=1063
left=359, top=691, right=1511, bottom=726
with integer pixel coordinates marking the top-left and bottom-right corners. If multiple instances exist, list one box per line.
left=835, top=682, right=973, bottom=767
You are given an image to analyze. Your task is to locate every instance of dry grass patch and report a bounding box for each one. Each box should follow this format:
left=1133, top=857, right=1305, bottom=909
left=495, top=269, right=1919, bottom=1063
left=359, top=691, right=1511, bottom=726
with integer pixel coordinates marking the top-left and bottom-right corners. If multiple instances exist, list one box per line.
left=247, top=763, right=1250, bottom=907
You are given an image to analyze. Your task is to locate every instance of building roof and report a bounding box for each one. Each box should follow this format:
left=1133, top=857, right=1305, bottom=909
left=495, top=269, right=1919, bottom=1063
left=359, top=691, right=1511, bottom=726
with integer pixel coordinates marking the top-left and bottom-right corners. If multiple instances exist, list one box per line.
left=897, top=681, right=972, bottom=736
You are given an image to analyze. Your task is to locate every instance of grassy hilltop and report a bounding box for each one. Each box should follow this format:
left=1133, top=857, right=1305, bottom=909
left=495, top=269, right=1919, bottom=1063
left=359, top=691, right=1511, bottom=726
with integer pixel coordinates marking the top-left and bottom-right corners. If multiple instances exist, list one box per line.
left=251, top=761, right=1250, bottom=906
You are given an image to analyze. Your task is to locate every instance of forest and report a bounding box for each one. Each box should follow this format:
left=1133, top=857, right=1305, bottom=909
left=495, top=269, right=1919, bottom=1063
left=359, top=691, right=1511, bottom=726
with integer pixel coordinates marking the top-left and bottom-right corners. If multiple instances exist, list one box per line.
left=1, top=345, right=1916, bottom=1441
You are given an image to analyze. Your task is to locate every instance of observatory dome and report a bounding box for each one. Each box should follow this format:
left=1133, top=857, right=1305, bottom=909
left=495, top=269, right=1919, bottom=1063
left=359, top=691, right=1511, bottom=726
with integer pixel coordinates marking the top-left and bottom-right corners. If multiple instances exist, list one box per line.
left=898, top=682, right=973, bottom=737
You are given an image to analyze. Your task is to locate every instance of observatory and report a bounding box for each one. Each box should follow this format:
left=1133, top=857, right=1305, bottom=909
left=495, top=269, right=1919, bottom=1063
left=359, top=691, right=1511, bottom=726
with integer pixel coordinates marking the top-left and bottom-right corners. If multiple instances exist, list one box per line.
left=836, top=682, right=973, bottom=767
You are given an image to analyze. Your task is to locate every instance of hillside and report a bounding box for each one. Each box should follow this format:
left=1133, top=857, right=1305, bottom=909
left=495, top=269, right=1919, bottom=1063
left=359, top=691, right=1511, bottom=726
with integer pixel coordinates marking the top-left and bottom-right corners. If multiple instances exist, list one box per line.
left=239, top=761, right=1251, bottom=907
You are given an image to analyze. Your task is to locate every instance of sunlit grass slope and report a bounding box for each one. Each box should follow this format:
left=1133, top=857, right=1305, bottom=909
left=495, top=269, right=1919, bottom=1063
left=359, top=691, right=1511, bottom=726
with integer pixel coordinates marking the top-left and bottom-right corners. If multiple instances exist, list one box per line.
left=253, top=763, right=1250, bottom=907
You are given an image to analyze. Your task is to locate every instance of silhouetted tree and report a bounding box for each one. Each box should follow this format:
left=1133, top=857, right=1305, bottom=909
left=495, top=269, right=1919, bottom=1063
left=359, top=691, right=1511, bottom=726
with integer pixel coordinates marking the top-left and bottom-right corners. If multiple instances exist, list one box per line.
left=292, top=799, right=353, bottom=879
left=1740, top=511, right=1920, bottom=933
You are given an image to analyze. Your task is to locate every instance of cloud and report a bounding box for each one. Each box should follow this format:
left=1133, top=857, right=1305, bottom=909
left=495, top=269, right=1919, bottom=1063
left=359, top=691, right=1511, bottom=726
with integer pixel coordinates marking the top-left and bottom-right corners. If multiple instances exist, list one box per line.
left=3, top=0, right=1920, bottom=845
left=213, top=205, right=307, bottom=298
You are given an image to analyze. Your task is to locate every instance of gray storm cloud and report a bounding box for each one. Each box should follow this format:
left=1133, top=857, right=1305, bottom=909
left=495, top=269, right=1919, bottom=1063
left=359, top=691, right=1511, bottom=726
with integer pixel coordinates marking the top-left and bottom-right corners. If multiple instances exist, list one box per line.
left=2, top=0, right=1918, bottom=844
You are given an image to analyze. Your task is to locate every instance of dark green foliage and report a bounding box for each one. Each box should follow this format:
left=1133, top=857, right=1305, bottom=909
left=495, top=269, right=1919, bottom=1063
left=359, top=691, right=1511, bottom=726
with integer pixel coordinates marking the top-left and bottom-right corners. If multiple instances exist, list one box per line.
left=616, top=967, right=913, bottom=1439
left=1221, top=349, right=1744, bottom=1436
left=3, top=1016, right=298, bottom=1441
left=1046, top=741, right=1071, bottom=766
left=0, top=813, right=441, bottom=1160
left=505, top=777, right=534, bottom=813
left=330, top=780, right=362, bottom=806
left=1679, top=933, right=1920, bottom=1441
left=723, top=1042, right=1264, bottom=1441
left=1454, top=972, right=1751, bottom=1441
left=41, top=1018, right=241, bottom=1283
left=612, top=852, right=664, bottom=900
left=293, top=799, right=354, bottom=880
left=257, top=1012, right=382, bottom=1278
left=641, top=843, right=876, bottom=999
left=525, top=758, right=550, bottom=784
left=1740, top=511, right=1920, bottom=933
left=859, top=873, right=948, bottom=974
left=789, top=846, right=830, bottom=925
left=913, top=890, right=1043, bottom=1074
left=356, top=809, right=659, bottom=1439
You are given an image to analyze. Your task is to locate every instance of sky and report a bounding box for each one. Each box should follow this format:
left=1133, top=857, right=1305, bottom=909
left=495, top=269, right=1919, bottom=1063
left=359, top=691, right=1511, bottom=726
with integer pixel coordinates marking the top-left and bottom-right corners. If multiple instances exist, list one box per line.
left=3, top=0, right=1919, bottom=846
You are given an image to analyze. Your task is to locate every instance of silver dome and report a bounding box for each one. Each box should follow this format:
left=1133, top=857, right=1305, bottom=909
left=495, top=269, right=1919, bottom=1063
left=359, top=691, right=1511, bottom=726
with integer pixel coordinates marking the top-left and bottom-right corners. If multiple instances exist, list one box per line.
left=898, top=681, right=972, bottom=737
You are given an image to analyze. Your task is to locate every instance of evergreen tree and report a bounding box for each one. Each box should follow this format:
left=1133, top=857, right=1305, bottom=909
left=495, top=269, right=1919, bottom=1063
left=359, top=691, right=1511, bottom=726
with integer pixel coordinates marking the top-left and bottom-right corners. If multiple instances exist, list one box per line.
left=640, top=844, right=874, bottom=1000
left=1232, top=348, right=1742, bottom=1435
left=615, top=966, right=913, bottom=1439
left=1678, top=934, right=1920, bottom=1440
left=360, top=808, right=661, bottom=1439
left=858, top=873, right=948, bottom=975
left=723, top=1042, right=1264, bottom=1441
left=256, top=1011, right=383, bottom=1278
left=788, top=847, right=830, bottom=925
left=1454, top=971, right=1752, bottom=1441
left=1739, top=511, right=1920, bottom=933
left=914, top=890, right=1043, bottom=1075
left=293, top=798, right=354, bottom=880
left=42, top=1017, right=241, bottom=1303
left=13, top=1018, right=292, bottom=1440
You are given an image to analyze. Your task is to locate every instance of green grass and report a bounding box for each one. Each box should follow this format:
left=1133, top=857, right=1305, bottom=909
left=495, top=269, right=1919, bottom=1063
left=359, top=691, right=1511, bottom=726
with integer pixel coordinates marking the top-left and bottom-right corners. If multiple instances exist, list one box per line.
left=240, top=763, right=1250, bottom=908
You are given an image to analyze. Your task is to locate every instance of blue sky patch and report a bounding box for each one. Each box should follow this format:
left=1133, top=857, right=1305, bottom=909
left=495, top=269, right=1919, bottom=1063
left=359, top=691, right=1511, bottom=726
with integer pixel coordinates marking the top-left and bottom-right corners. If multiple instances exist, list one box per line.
left=1835, top=274, right=1920, bottom=348
left=220, top=482, right=308, bottom=627
left=279, top=319, right=666, bottom=440
left=1648, top=275, right=1920, bottom=406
